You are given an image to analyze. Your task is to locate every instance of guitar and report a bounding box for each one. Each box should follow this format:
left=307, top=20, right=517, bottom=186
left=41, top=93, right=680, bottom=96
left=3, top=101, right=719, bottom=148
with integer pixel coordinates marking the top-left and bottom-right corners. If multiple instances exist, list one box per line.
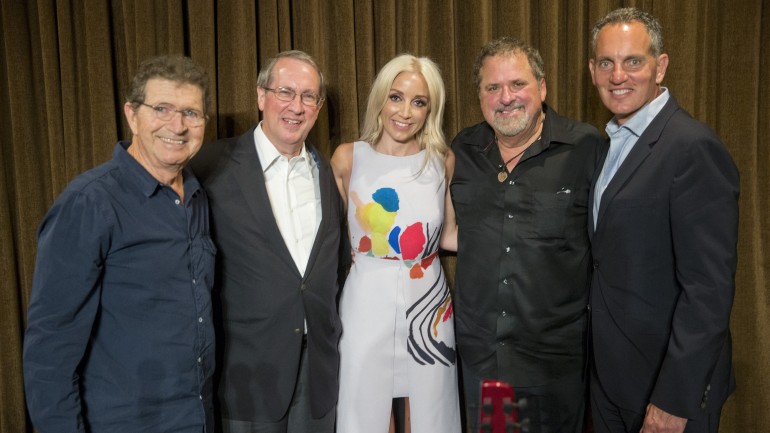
left=478, top=379, right=530, bottom=433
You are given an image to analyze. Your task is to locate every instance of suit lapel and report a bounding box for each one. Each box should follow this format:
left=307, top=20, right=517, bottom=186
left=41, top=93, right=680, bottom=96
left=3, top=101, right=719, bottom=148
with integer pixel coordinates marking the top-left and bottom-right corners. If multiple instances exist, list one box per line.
left=588, top=143, right=609, bottom=238
left=594, top=97, right=680, bottom=229
left=303, top=142, right=333, bottom=279
left=230, top=129, right=300, bottom=275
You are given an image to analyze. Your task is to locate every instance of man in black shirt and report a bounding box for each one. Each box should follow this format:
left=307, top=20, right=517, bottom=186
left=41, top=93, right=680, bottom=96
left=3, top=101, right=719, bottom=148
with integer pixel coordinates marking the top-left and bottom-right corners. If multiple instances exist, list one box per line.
left=446, top=37, right=604, bottom=432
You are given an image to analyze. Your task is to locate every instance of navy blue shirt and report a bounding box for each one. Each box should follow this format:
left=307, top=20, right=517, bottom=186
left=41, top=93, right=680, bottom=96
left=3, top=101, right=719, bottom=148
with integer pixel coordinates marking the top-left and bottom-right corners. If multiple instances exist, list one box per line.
left=23, top=141, right=216, bottom=432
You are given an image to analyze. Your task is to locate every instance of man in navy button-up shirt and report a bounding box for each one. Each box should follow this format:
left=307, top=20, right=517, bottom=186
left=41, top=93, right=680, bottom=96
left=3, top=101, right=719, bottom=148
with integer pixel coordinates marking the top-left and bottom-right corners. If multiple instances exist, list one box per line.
left=23, top=55, right=215, bottom=433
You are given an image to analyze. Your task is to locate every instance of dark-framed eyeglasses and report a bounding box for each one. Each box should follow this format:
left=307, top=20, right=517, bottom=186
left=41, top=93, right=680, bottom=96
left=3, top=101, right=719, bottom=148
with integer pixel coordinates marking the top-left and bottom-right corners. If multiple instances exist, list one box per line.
left=138, top=102, right=207, bottom=127
left=262, top=86, right=323, bottom=107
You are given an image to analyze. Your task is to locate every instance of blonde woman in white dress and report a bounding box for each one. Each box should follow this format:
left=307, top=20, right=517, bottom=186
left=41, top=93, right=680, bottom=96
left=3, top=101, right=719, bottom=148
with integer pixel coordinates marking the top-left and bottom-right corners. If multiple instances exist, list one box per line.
left=331, top=54, right=461, bottom=433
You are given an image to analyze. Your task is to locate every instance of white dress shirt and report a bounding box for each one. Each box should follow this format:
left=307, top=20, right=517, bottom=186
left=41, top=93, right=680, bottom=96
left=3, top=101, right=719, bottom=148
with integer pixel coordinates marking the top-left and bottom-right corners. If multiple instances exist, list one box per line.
left=254, top=123, right=322, bottom=276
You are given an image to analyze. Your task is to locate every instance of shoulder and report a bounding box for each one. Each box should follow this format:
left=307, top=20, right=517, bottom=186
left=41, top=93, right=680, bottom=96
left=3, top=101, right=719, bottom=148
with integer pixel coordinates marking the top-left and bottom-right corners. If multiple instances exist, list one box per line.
left=190, top=135, right=244, bottom=181
left=444, top=148, right=456, bottom=178
left=331, top=142, right=355, bottom=170
left=665, top=111, right=735, bottom=169
left=545, top=106, right=604, bottom=145
left=451, top=122, right=493, bottom=150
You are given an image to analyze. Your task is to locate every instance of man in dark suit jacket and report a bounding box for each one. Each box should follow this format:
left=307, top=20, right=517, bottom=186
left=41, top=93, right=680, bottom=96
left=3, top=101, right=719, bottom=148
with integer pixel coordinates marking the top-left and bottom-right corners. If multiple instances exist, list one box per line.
left=191, top=50, right=344, bottom=433
left=588, top=8, right=739, bottom=433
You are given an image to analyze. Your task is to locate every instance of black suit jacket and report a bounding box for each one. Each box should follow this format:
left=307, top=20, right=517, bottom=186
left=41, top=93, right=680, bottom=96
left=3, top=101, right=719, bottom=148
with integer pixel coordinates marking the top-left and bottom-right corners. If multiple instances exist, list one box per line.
left=588, top=96, right=739, bottom=419
left=190, top=127, right=344, bottom=422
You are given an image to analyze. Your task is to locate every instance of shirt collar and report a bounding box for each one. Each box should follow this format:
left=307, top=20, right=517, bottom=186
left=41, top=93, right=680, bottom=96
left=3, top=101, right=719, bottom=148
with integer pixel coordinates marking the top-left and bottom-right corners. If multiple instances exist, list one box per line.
left=115, top=141, right=201, bottom=200
left=254, top=122, right=316, bottom=172
left=606, top=87, right=670, bottom=137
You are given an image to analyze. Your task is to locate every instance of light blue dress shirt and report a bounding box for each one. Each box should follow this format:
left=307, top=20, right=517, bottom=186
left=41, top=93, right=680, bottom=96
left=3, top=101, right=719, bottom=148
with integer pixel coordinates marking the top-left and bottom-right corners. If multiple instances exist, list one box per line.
left=593, top=88, right=670, bottom=225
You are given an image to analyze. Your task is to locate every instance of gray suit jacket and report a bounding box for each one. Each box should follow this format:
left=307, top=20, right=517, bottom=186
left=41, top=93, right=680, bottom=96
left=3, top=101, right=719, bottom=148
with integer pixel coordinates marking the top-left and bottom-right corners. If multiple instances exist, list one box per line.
left=191, top=127, right=344, bottom=422
left=588, top=96, right=739, bottom=419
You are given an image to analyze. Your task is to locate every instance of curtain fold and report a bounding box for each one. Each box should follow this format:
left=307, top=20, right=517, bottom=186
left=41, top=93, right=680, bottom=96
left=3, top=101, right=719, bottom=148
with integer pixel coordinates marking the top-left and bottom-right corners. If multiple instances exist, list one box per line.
left=1, top=1, right=767, bottom=431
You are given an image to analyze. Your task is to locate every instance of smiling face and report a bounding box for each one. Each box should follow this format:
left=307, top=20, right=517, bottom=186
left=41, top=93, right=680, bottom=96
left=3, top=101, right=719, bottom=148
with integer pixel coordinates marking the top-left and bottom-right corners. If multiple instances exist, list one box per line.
left=378, top=71, right=430, bottom=148
left=124, top=78, right=206, bottom=180
left=478, top=52, right=546, bottom=138
left=589, top=21, right=669, bottom=125
left=257, top=57, right=323, bottom=155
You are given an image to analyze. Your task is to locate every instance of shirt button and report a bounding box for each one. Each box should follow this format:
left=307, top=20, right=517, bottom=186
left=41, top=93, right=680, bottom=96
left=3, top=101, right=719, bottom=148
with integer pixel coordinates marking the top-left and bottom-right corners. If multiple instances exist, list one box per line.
left=198, top=317, right=203, bottom=323
left=499, top=341, right=505, bottom=346
left=507, top=214, right=513, bottom=219
left=197, top=357, right=202, bottom=364
left=294, top=328, right=302, bottom=334
left=192, top=278, right=197, bottom=285
left=501, top=310, right=507, bottom=317
left=175, top=199, right=181, bottom=205
left=593, top=261, right=599, bottom=269
left=509, top=180, right=515, bottom=185
left=503, top=279, right=508, bottom=285
left=199, top=394, right=203, bottom=400
left=505, top=247, right=511, bottom=253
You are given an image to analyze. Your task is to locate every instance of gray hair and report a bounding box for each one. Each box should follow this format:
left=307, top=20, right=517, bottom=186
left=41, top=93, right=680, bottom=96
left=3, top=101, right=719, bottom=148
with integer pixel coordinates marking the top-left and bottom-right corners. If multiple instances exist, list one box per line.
left=256, top=50, right=326, bottom=101
left=591, top=7, right=664, bottom=57
left=127, top=55, right=210, bottom=113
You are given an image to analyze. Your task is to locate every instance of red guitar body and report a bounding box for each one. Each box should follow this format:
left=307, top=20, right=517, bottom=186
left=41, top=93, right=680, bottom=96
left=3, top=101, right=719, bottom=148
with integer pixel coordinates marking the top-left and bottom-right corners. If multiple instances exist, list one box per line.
left=478, top=379, right=529, bottom=433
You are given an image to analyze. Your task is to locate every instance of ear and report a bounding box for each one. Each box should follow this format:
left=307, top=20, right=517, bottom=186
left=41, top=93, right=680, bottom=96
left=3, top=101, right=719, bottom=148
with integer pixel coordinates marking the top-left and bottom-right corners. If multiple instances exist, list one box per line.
left=257, top=87, right=266, bottom=112
left=655, top=54, right=669, bottom=84
left=539, top=78, right=547, bottom=102
left=588, top=58, right=597, bottom=85
left=124, top=102, right=139, bottom=135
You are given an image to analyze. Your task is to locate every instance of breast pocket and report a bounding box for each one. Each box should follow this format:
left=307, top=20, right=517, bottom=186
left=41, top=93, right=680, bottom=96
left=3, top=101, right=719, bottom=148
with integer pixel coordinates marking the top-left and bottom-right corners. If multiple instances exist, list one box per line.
left=522, top=188, right=575, bottom=239
left=450, top=178, right=496, bottom=225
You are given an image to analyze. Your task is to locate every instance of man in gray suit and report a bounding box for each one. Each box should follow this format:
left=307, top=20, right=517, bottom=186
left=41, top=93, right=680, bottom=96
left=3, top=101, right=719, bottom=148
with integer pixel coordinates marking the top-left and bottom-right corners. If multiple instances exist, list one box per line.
left=191, top=50, right=344, bottom=433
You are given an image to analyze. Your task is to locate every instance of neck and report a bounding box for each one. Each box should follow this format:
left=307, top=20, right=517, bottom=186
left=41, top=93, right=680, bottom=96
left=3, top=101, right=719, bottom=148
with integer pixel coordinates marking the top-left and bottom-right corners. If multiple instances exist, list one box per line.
left=373, top=138, right=421, bottom=156
left=127, top=142, right=185, bottom=188
left=275, top=143, right=303, bottom=158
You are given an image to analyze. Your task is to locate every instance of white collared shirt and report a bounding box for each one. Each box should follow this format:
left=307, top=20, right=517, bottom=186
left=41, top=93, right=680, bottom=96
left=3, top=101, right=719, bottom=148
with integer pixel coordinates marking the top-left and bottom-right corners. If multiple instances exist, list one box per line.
left=254, top=123, right=321, bottom=276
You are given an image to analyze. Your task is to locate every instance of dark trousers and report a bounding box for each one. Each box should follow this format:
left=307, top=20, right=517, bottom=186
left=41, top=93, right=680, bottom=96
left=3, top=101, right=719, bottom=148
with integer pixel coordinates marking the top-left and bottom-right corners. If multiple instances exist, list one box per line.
left=221, top=340, right=335, bottom=433
left=462, top=359, right=586, bottom=433
left=590, top=368, right=721, bottom=433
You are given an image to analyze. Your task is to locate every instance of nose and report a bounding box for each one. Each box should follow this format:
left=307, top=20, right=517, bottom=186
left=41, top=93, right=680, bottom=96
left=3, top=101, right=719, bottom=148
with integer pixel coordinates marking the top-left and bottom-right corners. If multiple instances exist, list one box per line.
left=610, top=64, right=627, bottom=84
left=287, top=93, right=305, bottom=112
left=167, top=111, right=187, bottom=133
left=500, top=86, right=516, bottom=104
left=399, top=101, right=412, bottom=118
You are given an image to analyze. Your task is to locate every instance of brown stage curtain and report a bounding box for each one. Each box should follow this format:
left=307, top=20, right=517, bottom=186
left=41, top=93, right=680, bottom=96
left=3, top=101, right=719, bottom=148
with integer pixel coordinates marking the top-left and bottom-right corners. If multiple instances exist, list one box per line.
left=1, top=1, right=767, bottom=432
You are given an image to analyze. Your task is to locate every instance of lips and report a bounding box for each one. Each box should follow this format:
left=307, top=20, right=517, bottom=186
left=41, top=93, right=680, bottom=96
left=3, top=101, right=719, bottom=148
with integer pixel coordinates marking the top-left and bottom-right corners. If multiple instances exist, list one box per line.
left=159, top=136, right=185, bottom=145
left=496, top=104, right=525, bottom=115
left=610, top=88, right=632, bottom=95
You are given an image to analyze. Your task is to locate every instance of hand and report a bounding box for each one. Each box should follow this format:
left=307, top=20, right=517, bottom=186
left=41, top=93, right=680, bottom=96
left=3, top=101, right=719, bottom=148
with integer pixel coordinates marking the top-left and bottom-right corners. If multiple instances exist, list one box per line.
left=640, top=403, right=687, bottom=433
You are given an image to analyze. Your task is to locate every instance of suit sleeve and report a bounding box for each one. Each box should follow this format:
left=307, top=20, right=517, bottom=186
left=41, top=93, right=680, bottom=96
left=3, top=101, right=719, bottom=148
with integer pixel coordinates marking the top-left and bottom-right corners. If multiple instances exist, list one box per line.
left=23, top=190, right=111, bottom=433
left=649, top=131, right=739, bottom=418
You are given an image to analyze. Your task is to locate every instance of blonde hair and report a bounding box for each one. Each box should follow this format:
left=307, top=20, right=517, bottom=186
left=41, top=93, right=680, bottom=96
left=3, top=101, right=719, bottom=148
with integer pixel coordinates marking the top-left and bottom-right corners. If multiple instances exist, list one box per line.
left=359, top=54, right=448, bottom=166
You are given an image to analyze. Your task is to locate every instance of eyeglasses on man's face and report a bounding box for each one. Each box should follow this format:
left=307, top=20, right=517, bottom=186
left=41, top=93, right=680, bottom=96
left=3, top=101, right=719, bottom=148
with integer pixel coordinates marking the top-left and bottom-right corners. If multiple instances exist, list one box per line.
left=138, top=102, right=207, bottom=127
left=262, top=86, right=323, bottom=107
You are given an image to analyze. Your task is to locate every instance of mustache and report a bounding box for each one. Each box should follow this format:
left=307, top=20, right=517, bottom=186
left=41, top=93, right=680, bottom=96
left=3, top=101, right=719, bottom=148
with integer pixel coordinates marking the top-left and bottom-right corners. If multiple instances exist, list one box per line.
left=495, top=103, right=525, bottom=113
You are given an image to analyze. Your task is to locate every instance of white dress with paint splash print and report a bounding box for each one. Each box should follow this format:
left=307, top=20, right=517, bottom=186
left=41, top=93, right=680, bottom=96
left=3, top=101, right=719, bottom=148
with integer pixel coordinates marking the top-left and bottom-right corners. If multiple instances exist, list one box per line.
left=336, top=141, right=460, bottom=433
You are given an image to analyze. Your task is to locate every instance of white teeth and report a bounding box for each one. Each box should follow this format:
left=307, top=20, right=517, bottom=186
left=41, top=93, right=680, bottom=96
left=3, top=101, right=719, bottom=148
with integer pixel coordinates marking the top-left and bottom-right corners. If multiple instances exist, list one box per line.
left=611, top=89, right=631, bottom=95
left=286, top=119, right=300, bottom=125
left=160, top=137, right=184, bottom=144
left=394, top=121, right=409, bottom=127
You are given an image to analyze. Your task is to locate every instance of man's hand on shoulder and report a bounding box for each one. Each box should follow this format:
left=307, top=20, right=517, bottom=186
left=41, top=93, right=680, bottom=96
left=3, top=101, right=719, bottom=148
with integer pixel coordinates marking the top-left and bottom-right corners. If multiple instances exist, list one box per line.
left=640, top=403, right=687, bottom=433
